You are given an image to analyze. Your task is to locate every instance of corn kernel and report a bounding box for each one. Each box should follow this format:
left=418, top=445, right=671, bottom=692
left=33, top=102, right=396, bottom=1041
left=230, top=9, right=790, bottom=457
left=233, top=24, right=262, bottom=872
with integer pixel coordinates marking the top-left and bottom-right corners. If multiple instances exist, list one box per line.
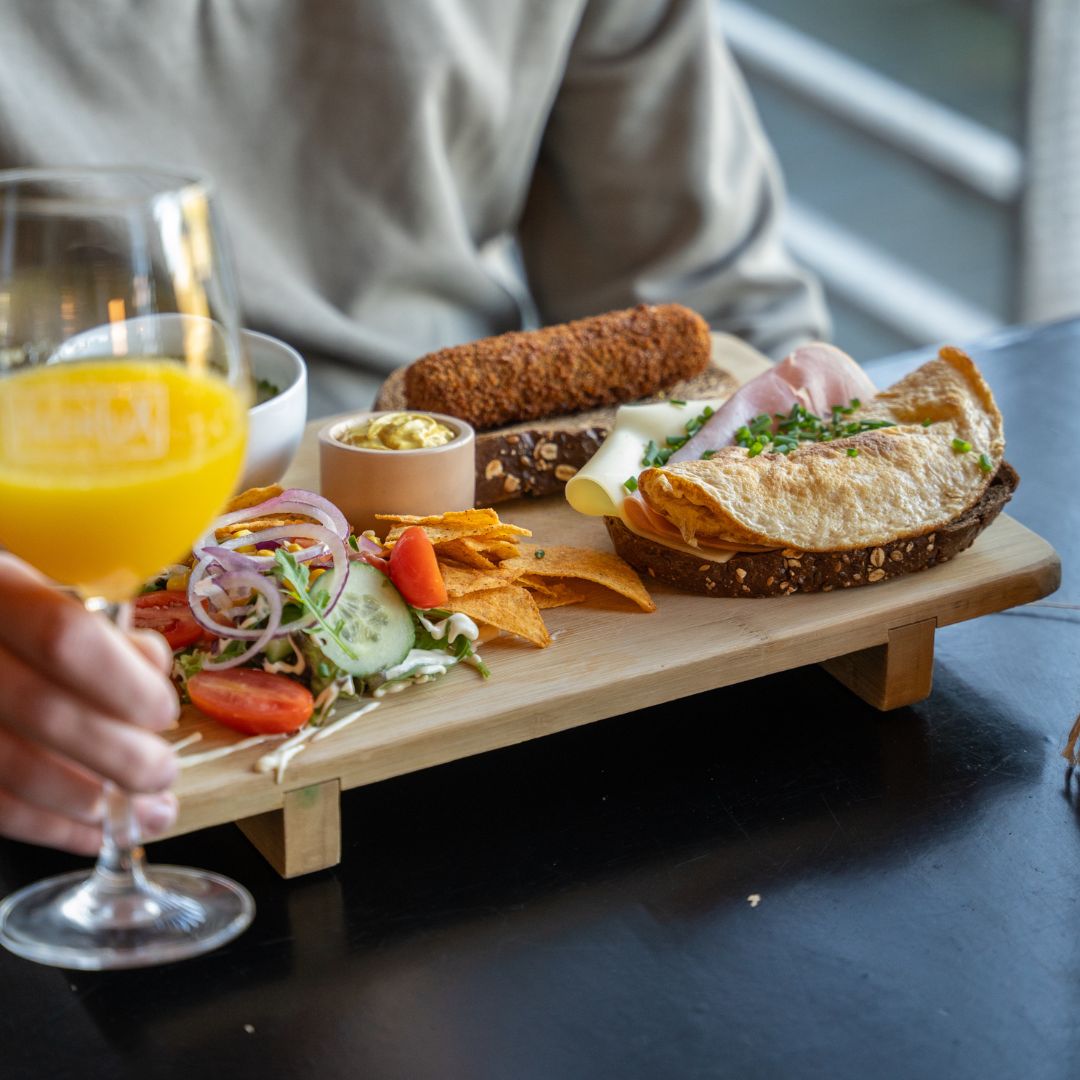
left=286, top=542, right=304, bottom=553
left=166, top=572, right=189, bottom=592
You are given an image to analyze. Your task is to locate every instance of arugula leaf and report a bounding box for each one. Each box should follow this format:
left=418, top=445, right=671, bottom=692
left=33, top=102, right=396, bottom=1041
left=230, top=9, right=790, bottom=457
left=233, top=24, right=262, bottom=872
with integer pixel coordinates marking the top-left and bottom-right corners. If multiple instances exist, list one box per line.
left=271, top=550, right=358, bottom=660
left=452, top=633, right=491, bottom=678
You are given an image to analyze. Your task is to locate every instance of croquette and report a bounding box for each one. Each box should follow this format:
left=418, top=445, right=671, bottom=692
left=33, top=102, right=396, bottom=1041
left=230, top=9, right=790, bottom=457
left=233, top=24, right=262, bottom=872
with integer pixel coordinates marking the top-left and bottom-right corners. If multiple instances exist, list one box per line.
left=402, top=303, right=711, bottom=430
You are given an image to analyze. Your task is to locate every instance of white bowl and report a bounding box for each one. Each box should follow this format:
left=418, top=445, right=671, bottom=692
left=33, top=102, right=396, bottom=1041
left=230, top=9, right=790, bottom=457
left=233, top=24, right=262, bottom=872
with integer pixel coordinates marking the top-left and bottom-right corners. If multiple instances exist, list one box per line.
left=242, top=329, right=308, bottom=490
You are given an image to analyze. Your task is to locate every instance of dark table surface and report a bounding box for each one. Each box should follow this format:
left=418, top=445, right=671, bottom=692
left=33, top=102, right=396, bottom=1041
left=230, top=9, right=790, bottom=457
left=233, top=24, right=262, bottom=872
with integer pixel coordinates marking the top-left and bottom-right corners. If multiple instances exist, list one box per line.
left=2, top=319, right=1077, bottom=1080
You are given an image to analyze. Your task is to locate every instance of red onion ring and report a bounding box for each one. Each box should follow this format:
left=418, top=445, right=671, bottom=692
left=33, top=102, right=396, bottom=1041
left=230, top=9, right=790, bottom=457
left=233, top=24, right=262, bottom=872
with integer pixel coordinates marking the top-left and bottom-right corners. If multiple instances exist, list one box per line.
left=351, top=534, right=384, bottom=557
left=276, top=489, right=349, bottom=537
left=194, top=488, right=349, bottom=557
left=188, top=563, right=275, bottom=640
left=202, top=545, right=260, bottom=574
left=216, top=523, right=347, bottom=577
left=187, top=524, right=351, bottom=641
left=200, top=570, right=284, bottom=670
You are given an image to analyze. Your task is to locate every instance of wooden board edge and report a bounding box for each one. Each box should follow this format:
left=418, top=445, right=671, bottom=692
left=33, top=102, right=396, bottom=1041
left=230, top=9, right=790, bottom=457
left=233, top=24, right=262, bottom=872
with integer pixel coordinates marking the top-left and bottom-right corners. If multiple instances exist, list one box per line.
left=933, top=523, right=1061, bottom=628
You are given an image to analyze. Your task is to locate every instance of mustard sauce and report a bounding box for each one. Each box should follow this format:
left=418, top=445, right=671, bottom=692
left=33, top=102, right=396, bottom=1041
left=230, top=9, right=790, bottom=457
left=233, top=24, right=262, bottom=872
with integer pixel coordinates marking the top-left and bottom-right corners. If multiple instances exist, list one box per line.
left=342, top=412, right=456, bottom=450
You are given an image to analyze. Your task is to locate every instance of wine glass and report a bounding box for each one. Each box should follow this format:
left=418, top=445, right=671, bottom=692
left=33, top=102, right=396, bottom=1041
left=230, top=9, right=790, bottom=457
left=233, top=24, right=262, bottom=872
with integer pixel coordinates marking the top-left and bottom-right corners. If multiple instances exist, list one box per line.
left=0, top=166, right=255, bottom=968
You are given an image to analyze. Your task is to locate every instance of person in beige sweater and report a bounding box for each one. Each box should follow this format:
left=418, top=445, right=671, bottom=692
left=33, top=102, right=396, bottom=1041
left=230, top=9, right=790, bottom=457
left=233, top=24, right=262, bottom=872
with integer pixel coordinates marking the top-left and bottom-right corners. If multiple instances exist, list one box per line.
left=0, top=0, right=827, bottom=851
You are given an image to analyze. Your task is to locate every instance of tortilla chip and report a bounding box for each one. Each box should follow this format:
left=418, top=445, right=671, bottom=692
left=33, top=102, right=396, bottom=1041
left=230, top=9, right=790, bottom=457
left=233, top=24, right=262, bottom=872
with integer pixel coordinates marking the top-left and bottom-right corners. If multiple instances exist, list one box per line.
left=474, top=539, right=521, bottom=562
left=474, top=523, right=532, bottom=540
left=445, top=585, right=551, bottom=648
left=377, top=509, right=503, bottom=543
left=433, top=538, right=497, bottom=570
left=373, top=508, right=646, bottom=632
left=531, top=582, right=587, bottom=610
left=383, top=524, right=530, bottom=550
left=512, top=573, right=557, bottom=596
left=377, top=508, right=501, bottom=529
left=438, top=561, right=514, bottom=597
left=500, top=544, right=656, bottom=612
left=225, top=485, right=283, bottom=513
left=216, top=514, right=311, bottom=541
left=558, top=579, right=651, bottom=612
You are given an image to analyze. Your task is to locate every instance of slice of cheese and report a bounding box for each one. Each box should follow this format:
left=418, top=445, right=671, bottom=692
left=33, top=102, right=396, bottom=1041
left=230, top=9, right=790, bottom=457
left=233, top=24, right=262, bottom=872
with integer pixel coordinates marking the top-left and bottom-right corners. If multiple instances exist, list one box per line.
left=565, top=398, right=737, bottom=563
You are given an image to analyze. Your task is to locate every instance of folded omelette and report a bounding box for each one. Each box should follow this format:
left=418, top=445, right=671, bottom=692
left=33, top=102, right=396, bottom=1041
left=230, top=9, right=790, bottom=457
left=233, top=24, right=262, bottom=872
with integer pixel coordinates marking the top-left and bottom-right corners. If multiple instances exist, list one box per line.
left=636, top=347, right=1004, bottom=552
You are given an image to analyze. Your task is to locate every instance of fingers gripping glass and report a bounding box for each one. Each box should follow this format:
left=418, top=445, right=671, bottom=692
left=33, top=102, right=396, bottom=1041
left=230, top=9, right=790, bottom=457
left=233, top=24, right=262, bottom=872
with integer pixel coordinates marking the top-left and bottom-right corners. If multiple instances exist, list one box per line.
left=0, top=167, right=254, bottom=968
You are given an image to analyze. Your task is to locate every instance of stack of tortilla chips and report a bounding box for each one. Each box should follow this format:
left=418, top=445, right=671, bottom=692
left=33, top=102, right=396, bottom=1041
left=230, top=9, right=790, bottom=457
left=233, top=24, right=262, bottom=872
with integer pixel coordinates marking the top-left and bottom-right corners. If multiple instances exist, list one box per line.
left=376, top=509, right=655, bottom=647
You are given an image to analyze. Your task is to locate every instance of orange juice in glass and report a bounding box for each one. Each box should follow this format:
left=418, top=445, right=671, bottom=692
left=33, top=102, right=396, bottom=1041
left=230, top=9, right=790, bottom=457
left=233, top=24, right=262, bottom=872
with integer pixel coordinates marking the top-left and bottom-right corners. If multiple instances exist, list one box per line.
left=0, top=168, right=255, bottom=970
left=0, top=359, right=246, bottom=600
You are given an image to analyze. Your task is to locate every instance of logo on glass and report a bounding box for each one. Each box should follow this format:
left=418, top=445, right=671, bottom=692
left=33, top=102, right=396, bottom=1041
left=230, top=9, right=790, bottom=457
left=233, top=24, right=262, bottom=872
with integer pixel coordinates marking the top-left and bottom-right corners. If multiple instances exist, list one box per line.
left=1, top=380, right=170, bottom=467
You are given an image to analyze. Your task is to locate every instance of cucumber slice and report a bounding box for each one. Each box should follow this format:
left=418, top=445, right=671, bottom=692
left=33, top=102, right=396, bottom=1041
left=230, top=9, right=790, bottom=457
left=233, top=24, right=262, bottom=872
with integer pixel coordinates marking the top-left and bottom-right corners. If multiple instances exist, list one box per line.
left=311, top=563, right=415, bottom=678
left=263, top=637, right=295, bottom=664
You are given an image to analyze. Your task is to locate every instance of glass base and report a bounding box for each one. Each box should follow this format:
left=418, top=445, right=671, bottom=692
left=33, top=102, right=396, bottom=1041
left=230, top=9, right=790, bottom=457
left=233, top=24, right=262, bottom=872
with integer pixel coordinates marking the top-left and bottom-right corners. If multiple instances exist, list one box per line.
left=0, top=865, right=254, bottom=970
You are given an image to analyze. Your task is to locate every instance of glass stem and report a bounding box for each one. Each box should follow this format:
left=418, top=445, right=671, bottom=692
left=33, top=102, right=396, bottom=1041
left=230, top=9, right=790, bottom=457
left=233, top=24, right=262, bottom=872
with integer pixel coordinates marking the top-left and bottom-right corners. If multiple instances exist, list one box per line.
left=85, top=598, right=148, bottom=892
left=95, top=783, right=148, bottom=889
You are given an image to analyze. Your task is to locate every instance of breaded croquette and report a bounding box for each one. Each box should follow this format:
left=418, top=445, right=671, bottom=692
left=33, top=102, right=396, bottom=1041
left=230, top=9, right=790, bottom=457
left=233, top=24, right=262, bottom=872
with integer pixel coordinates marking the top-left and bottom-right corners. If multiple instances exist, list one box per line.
left=402, top=303, right=711, bottom=431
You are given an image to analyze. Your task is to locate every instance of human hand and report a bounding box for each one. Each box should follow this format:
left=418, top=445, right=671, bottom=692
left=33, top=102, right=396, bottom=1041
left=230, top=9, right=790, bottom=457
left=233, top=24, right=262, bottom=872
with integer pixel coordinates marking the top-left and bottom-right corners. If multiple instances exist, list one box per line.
left=0, top=554, right=180, bottom=856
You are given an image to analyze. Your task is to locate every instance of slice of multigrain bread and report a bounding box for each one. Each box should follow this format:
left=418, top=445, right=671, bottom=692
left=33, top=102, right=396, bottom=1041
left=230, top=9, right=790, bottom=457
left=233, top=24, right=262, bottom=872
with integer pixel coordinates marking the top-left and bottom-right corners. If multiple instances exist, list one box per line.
left=375, top=361, right=740, bottom=504
left=604, top=462, right=1018, bottom=597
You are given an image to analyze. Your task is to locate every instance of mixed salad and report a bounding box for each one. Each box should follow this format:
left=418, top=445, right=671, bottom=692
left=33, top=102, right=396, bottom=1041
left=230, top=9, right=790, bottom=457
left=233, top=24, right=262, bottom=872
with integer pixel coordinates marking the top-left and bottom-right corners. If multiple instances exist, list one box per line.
left=134, top=488, right=488, bottom=739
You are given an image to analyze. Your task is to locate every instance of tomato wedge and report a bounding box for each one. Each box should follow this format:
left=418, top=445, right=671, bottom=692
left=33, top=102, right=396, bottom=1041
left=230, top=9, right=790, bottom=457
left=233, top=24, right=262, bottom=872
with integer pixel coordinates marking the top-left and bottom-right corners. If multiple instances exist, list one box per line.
left=132, top=591, right=204, bottom=651
left=188, top=669, right=313, bottom=735
left=388, top=526, right=448, bottom=609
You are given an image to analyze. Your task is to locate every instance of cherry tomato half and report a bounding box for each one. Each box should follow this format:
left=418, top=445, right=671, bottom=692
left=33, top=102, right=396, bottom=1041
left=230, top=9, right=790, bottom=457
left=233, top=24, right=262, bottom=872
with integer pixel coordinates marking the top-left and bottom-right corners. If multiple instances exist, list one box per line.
left=388, top=526, right=448, bottom=609
left=132, top=591, right=204, bottom=651
left=187, top=669, right=314, bottom=736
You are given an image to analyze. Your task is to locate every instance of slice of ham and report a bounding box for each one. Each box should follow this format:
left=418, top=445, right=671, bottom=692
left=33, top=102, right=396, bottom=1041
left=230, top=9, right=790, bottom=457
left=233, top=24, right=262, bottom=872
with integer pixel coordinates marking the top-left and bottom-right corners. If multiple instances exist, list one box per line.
left=623, top=491, right=775, bottom=552
left=624, top=492, right=687, bottom=540
left=670, top=342, right=879, bottom=463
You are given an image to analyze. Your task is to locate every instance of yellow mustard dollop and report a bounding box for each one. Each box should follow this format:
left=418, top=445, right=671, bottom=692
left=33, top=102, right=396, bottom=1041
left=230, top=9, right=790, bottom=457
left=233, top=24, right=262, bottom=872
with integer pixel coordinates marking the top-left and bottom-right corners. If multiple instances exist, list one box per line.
left=342, top=412, right=456, bottom=450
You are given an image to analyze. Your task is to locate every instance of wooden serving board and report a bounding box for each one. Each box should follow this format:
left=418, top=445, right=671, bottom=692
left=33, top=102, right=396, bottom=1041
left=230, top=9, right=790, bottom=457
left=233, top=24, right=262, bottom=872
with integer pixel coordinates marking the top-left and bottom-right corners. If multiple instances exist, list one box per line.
left=163, top=346, right=1061, bottom=877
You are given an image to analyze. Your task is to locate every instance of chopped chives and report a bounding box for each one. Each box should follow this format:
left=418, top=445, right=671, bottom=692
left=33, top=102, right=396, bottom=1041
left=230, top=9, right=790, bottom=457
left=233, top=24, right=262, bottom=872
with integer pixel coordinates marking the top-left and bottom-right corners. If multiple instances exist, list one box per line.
left=978, top=453, right=993, bottom=473
left=670, top=398, right=687, bottom=406
left=847, top=447, right=859, bottom=457
left=534, top=549, right=546, bottom=559
left=922, top=418, right=933, bottom=427
left=623, top=475, right=638, bottom=492
left=952, top=438, right=973, bottom=453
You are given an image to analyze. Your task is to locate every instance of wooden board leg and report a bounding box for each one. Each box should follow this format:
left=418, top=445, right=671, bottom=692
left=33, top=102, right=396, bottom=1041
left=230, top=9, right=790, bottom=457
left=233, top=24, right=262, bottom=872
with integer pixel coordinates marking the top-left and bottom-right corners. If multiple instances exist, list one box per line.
left=236, top=779, right=342, bottom=878
left=821, top=618, right=937, bottom=711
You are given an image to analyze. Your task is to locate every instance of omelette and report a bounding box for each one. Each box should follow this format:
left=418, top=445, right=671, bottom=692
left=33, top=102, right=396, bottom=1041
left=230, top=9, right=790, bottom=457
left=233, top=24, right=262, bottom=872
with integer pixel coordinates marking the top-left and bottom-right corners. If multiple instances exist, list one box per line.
left=636, top=347, right=1004, bottom=552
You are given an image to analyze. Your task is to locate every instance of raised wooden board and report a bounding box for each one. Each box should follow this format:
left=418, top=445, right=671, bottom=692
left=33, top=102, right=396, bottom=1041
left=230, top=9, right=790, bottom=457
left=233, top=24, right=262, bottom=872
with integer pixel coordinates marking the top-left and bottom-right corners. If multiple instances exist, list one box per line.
left=162, top=344, right=1061, bottom=876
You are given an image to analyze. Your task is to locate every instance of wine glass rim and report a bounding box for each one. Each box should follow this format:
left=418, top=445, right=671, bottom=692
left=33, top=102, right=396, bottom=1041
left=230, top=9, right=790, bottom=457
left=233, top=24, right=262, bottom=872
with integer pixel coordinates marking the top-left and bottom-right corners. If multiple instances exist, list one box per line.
left=0, top=165, right=214, bottom=207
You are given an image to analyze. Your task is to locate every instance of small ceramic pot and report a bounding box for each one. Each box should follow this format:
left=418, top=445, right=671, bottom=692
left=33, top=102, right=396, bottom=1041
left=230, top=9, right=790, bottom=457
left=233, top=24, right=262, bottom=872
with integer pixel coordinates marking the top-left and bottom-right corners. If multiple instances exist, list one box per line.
left=318, top=411, right=476, bottom=535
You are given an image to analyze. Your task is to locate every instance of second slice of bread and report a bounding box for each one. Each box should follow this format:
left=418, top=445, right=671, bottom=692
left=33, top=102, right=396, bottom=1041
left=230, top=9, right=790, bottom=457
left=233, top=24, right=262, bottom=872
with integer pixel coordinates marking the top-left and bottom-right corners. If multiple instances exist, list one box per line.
left=375, top=360, right=740, bottom=504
